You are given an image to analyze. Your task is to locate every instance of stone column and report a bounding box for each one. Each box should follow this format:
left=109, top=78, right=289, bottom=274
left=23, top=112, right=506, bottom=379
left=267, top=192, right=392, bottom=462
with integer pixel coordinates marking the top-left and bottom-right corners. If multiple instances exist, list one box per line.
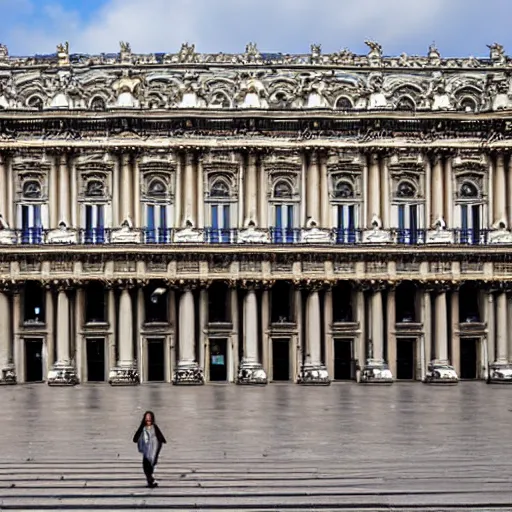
left=245, top=152, right=258, bottom=224
left=183, top=153, right=195, bottom=224
left=368, top=153, right=381, bottom=226
left=307, top=152, right=320, bottom=224
left=380, top=156, right=390, bottom=228
left=49, top=155, right=59, bottom=228
left=423, top=290, right=432, bottom=379
left=320, top=154, right=329, bottom=227
left=494, top=153, right=507, bottom=225
left=0, top=154, right=6, bottom=221
left=237, top=288, right=267, bottom=384
left=434, top=292, right=449, bottom=363
left=451, top=290, right=460, bottom=375
left=355, top=287, right=366, bottom=377
left=387, top=288, right=397, bottom=379
left=48, top=288, right=78, bottom=386
left=120, top=154, right=132, bottom=221
left=197, top=157, right=204, bottom=229
left=173, top=287, right=203, bottom=385
left=486, top=292, right=495, bottom=368
left=361, top=287, right=393, bottom=383
left=300, top=289, right=329, bottom=384
left=507, top=156, right=512, bottom=229
left=0, top=290, right=15, bottom=384
left=108, top=286, right=138, bottom=385
left=370, top=290, right=384, bottom=363
left=444, top=156, right=453, bottom=227
left=496, top=292, right=507, bottom=362
left=431, top=155, right=444, bottom=223
left=58, top=154, right=70, bottom=225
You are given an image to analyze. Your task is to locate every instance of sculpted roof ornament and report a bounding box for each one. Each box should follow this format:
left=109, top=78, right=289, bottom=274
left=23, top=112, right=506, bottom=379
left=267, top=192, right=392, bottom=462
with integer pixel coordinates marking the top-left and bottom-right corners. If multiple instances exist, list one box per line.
left=245, top=42, right=262, bottom=63
left=0, top=44, right=8, bottom=63
left=56, top=41, right=70, bottom=67
left=488, top=43, right=506, bottom=65
left=178, top=43, right=198, bottom=63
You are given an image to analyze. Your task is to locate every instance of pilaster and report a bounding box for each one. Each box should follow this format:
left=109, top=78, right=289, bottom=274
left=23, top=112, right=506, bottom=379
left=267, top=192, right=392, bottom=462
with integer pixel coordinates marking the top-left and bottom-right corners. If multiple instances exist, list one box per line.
left=0, top=288, right=15, bottom=384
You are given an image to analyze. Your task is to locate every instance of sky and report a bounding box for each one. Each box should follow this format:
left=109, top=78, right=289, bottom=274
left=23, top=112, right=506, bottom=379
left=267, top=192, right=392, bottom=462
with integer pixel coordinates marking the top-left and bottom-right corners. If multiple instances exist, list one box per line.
left=0, top=0, right=511, bottom=58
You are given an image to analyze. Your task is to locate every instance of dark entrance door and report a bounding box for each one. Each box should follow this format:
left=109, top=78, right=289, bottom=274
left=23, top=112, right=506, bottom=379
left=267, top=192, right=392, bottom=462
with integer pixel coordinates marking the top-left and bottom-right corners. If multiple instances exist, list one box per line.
left=272, top=338, right=290, bottom=381
left=147, top=339, right=165, bottom=382
left=209, top=339, right=227, bottom=382
left=396, top=339, right=415, bottom=380
left=334, top=339, right=353, bottom=380
left=25, top=339, right=43, bottom=382
left=86, top=338, right=105, bottom=382
left=460, top=338, right=478, bottom=379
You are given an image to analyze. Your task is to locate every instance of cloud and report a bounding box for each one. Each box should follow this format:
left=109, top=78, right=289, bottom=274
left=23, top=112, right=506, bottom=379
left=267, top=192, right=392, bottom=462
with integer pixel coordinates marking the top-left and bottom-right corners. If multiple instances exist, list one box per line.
left=1, top=0, right=511, bottom=58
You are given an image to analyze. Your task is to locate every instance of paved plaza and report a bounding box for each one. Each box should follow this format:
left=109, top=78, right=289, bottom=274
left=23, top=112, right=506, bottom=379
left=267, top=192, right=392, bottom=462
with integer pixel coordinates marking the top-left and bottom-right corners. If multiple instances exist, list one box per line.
left=0, top=383, right=512, bottom=511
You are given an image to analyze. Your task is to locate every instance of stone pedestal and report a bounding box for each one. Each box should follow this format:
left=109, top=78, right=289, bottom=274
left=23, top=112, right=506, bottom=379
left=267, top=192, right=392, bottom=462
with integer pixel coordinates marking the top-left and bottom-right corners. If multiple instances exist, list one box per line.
left=109, top=288, right=139, bottom=386
left=173, top=289, right=204, bottom=385
left=0, top=364, right=16, bottom=385
left=237, top=289, right=267, bottom=385
left=48, top=290, right=78, bottom=386
left=299, top=290, right=330, bottom=385
left=360, top=359, right=394, bottom=384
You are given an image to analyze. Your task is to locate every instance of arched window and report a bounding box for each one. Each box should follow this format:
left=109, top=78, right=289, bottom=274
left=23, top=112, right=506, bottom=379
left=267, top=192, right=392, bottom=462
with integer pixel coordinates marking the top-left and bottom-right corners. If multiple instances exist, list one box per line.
left=460, top=97, right=477, bottom=112
left=85, top=180, right=105, bottom=197
left=335, top=97, right=352, bottom=110
left=273, top=180, right=293, bottom=199
left=147, top=179, right=167, bottom=197
left=210, top=179, right=230, bottom=198
left=28, top=96, right=43, bottom=110
left=396, top=97, right=415, bottom=111
left=22, top=180, right=42, bottom=199
left=90, top=97, right=106, bottom=111
left=333, top=181, right=354, bottom=199
left=397, top=181, right=416, bottom=198
left=460, top=181, right=478, bottom=198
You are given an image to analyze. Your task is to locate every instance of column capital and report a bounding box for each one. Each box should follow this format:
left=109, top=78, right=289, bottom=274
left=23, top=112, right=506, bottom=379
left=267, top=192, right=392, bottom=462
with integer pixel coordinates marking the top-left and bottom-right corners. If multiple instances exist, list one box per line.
left=420, top=279, right=455, bottom=294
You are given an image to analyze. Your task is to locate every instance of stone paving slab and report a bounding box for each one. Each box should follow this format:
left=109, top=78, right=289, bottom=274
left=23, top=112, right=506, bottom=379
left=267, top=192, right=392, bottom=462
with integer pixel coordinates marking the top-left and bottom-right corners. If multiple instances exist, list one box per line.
left=1, top=383, right=512, bottom=511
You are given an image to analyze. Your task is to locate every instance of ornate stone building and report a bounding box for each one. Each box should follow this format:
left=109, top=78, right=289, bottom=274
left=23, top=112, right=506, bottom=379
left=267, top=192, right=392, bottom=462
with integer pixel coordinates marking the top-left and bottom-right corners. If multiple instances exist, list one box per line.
left=1, top=40, right=512, bottom=386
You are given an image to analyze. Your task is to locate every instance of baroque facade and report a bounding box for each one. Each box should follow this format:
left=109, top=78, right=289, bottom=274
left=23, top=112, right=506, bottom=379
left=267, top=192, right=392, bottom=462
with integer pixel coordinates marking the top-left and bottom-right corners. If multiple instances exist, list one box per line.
left=1, top=40, right=512, bottom=386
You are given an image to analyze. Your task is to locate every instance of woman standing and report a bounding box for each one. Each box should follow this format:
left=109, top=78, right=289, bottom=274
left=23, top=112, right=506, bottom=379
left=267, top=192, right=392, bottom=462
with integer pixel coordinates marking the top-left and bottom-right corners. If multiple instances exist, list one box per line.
left=132, top=411, right=167, bottom=488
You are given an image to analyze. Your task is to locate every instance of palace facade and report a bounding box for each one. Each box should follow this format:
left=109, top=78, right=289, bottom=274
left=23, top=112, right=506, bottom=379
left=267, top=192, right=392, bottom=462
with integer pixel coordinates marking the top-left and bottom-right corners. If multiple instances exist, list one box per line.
left=1, top=40, right=512, bottom=386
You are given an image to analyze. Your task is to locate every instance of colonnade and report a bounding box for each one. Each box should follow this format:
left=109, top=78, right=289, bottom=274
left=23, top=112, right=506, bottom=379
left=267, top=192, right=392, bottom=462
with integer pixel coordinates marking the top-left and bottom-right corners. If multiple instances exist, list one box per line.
left=1, top=281, right=512, bottom=385
left=4, top=150, right=512, bottom=234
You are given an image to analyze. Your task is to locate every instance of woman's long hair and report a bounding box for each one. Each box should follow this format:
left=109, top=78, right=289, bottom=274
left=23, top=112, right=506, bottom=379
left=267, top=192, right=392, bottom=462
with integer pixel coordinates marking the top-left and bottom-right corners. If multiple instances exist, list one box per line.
left=140, top=410, right=156, bottom=427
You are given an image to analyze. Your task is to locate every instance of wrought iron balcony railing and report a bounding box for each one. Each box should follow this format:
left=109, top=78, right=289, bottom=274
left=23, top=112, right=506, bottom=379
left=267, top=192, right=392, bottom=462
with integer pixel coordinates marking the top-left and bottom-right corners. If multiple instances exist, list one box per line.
left=0, top=227, right=506, bottom=246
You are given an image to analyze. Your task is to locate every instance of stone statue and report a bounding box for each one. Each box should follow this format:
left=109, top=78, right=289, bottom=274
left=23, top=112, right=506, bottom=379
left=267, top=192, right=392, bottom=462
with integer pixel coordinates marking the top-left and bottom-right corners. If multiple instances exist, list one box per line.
left=120, top=41, right=131, bottom=54
left=237, top=72, right=269, bottom=109
left=244, top=42, right=261, bottom=63
left=428, top=43, right=441, bottom=66
left=112, top=70, right=141, bottom=108
left=367, top=73, right=388, bottom=109
left=178, top=43, right=198, bottom=63
left=237, top=220, right=270, bottom=243
left=57, top=42, right=70, bottom=67
left=428, top=72, right=453, bottom=110
left=488, top=43, right=506, bottom=65
left=177, top=73, right=207, bottom=108
left=0, top=44, right=8, bottom=63
left=301, top=218, right=331, bottom=243
left=310, top=44, right=322, bottom=63
left=111, top=216, right=141, bottom=243
left=46, top=221, right=77, bottom=244
left=365, top=40, right=382, bottom=64
left=174, top=219, right=203, bottom=243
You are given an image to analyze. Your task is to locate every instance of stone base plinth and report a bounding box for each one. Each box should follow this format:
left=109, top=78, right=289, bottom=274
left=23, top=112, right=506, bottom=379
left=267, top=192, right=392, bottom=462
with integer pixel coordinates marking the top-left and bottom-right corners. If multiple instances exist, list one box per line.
left=172, top=362, right=204, bottom=386
left=298, top=363, right=330, bottom=386
left=423, top=360, right=458, bottom=384
left=488, top=361, right=512, bottom=384
left=48, top=363, right=79, bottom=387
left=236, top=360, right=267, bottom=385
left=0, top=365, right=16, bottom=385
left=108, top=365, right=139, bottom=386
left=360, top=359, right=393, bottom=384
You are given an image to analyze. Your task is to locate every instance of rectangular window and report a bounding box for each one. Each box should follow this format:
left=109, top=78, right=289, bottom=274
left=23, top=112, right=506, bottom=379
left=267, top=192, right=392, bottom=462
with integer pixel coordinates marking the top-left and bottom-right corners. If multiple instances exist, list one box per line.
left=396, top=203, right=422, bottom=244
left=460, top=204, right=482, bottom=244
left=335, top=204, right=356, bottom=243
left=20, top=205, right=43, bottom=244
left=208, top=204, right=231, bottom=243
left=84, top=205, right=105, bottom=244
left=145, top=204, right=170, bottom=243
left=273, top=204, right=296, bottom=243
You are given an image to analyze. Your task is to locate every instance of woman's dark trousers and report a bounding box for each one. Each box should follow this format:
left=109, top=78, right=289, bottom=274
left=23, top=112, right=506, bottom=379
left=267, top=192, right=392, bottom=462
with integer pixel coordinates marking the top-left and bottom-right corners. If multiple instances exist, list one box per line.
left=142, top=457, right=154, bottom=485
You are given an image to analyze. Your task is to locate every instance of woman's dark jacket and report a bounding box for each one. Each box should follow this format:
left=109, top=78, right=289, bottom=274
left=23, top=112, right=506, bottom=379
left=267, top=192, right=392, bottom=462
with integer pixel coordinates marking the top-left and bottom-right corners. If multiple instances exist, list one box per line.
left=133, top=422, right=167, bottom=465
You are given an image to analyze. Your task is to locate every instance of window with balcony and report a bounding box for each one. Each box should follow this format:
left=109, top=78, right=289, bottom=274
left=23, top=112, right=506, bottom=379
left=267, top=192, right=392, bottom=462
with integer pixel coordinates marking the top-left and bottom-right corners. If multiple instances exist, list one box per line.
left=82, top=179, right=107, bottom=244
left=206, top=176, right=235, bottom=243
left=144, top=178, right=172, bottom=243
left=392, top=180, right=423, bottom=244
left=271, top=179, right=297, bottom=243
left=332, top=180, right=358, bottom=244
left=18, top=180, right=45, bottom=244
left=457, top=181, right=483, bottom=245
